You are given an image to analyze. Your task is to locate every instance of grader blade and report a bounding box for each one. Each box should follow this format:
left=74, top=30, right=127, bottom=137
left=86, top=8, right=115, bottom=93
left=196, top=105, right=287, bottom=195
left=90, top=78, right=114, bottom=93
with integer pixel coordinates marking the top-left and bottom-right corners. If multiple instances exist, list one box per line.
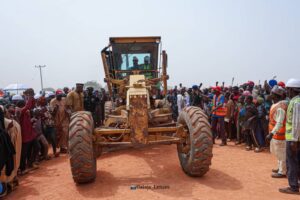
left=129, top=94, right=148, bottom=144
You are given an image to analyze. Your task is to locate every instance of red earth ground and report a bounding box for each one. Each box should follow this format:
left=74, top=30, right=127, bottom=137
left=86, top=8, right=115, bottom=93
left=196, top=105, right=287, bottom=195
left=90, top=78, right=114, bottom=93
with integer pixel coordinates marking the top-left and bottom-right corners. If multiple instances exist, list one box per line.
left=6, top=141, right=300, bottom=200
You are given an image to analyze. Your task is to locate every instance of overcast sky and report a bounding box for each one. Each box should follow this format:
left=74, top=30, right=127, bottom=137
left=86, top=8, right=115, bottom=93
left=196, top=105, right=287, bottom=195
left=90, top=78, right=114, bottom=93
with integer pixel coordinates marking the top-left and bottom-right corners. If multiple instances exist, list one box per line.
left=0, top=0, right=299, bottom=92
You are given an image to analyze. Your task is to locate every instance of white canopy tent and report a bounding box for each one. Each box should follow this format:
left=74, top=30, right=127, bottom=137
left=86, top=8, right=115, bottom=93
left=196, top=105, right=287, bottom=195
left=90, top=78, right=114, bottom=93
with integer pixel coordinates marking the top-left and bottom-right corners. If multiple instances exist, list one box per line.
left=3, top=83, right=29, bottom=94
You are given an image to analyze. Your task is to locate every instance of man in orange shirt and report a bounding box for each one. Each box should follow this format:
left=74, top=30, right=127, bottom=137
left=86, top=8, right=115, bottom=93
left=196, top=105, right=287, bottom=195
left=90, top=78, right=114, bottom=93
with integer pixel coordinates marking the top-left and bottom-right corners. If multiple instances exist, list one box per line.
left=211, top=86, right=227, bottom=146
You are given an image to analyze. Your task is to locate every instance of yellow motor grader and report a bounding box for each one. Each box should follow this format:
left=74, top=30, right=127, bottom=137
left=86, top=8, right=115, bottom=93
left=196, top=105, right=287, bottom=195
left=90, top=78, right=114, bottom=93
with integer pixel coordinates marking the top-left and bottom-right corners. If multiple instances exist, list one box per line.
left=68, top=36, right=213, bottom=184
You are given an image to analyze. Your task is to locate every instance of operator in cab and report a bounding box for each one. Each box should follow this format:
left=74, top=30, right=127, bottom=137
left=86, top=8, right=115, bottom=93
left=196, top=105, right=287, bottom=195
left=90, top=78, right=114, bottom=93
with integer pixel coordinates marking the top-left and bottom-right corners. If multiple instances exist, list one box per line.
left=141, top=56, right=153, bottom=78
left=130, top=56, right=140, bottom=70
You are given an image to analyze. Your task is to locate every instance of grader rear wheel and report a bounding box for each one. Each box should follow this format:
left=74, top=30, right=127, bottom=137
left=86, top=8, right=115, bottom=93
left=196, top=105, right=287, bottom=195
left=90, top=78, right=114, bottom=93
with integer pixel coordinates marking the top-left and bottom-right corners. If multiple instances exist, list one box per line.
left=69, top=111, right=96, bottom=184
left=177, top=106, right=213, bottom=177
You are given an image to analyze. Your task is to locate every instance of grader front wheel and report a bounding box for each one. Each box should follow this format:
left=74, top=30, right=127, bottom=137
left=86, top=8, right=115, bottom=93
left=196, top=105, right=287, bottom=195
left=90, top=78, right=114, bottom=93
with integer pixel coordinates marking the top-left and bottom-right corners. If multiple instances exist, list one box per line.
left=177, top=106, right=213, bottom=177
left=69, top=111, right=96, bottom=184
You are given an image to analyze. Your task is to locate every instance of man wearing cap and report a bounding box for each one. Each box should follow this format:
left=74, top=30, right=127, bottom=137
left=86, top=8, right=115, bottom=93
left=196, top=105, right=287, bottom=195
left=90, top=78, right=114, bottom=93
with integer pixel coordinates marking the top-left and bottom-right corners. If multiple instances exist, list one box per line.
left=66, top=83, right=84, bottom=113
left=266, top=86, right=288, bottom=178
left=279, top=78, right=300, bottom=195
left=211, top=86, right=227, bottom=146
left=50, top=90, right=70, bottom=154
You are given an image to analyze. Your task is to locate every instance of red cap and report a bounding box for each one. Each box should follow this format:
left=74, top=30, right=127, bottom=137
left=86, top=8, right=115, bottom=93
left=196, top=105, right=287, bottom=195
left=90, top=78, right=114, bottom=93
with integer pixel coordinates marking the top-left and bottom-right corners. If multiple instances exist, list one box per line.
left=56, top=90, right=63, bottom=95
left=278, top=81, right=285, bottom=88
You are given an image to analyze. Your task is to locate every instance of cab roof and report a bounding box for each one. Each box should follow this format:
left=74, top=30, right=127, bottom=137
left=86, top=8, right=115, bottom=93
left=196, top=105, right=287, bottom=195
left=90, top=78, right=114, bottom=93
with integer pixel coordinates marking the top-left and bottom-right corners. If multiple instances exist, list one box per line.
left=109, top=36, right=161, bottom=44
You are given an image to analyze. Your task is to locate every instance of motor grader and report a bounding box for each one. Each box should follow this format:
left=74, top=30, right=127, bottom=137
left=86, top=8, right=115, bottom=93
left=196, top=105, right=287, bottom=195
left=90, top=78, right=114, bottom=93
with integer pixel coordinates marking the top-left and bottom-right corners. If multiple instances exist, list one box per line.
left=68, top=36, right=213, bottom=184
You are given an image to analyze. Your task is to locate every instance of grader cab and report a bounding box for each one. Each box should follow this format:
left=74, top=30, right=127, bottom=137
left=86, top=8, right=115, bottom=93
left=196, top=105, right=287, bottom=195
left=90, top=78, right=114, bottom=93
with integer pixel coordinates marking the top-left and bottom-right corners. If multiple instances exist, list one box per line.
left=68, top=37, right=213, bottom=184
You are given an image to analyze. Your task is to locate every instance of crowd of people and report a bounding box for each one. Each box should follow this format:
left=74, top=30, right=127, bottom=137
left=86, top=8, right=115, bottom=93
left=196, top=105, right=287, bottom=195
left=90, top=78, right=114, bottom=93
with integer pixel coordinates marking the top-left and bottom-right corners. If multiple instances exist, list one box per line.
left=0, top=83, right=107, bottom=197
left=166, top=79, right=300, bottom=195
left=0, top=78, right=300, bottom=196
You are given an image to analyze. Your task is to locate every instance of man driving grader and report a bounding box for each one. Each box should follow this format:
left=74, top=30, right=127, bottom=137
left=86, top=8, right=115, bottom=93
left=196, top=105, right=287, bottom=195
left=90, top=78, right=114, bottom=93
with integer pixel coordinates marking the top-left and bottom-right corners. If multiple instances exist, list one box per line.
left=68, top=36, right=213, bottom=184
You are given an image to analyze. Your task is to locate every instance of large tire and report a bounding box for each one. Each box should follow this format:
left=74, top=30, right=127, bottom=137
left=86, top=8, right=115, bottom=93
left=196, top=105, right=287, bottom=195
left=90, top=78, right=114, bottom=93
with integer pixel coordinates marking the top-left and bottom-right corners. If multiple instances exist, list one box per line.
left=69, top=111, right=96, bottom=184
left=177, top=106, right=213, bottom=177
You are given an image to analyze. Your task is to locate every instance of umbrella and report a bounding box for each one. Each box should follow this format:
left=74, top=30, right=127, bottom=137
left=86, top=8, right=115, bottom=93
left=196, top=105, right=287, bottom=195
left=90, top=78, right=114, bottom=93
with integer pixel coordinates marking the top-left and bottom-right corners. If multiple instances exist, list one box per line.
left=3, top=83, right=29, bottom=94
left=12, top=94, right=24, bottom=101
left=4, top=83, right=29, bottom=91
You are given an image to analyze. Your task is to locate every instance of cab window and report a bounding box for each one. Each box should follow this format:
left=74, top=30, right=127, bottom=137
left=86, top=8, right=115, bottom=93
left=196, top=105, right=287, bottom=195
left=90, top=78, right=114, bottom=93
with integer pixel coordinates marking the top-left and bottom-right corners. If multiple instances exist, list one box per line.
left=120, top=53, right=151, bottom=70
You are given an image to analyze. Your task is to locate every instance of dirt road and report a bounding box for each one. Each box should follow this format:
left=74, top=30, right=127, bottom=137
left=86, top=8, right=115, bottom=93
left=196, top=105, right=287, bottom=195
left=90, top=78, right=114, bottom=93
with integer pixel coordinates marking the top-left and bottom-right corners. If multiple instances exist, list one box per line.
left=7, top=141, right=299, bottom=200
